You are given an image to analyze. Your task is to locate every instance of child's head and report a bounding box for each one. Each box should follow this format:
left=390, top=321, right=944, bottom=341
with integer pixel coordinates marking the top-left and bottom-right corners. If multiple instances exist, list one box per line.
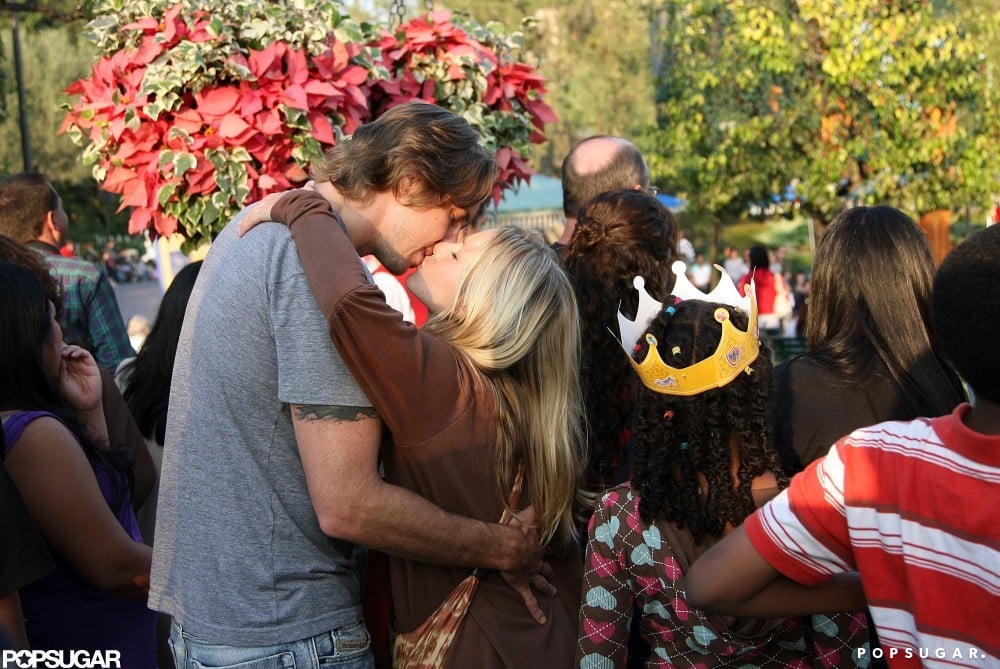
left=629, top=298, right=782, bottom=543
left=932, top=225, right=1000, bottom=403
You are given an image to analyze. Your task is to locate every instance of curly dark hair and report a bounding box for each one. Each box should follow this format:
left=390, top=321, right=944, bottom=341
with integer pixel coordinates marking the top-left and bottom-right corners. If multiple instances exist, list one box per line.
left=630, top=299, right=785, bottom=544
left=560, top=189, right=678, bottom=490
left=932, top=224, right=1000, bottom=403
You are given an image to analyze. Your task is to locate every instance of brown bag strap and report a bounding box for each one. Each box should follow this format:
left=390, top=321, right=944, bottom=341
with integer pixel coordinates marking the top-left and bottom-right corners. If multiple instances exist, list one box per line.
left=498, top=462, right=526, bottom=526
left=469, top=463, right=525, bottom=579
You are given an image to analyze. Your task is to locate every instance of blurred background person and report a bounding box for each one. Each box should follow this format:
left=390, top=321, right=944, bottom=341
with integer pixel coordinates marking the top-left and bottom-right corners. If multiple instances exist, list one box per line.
left=0, top=173, right=133, bottom=372
left=739, top=244, right=780, bottom=334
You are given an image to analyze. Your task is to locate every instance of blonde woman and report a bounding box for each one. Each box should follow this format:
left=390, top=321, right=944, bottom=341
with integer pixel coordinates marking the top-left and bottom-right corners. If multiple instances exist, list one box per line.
left=239, top=190, right=587, bottom=668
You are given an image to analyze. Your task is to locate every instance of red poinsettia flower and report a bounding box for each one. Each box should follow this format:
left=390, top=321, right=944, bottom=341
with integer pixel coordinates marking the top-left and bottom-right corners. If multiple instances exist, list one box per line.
left=62, top=4, right=555, bottom=244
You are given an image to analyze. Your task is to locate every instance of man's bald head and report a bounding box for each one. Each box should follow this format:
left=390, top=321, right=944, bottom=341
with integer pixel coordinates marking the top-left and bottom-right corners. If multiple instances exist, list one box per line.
left=561, top=136, right=649, bottom=219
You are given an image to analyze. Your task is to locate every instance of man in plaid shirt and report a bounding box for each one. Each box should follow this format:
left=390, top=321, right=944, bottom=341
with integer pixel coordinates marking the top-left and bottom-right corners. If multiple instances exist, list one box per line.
left=0, top=172, right=133, bottom=372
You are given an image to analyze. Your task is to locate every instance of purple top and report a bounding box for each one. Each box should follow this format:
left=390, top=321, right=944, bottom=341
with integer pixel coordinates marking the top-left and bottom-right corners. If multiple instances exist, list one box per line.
left=3, top=411, right=155, bottom=667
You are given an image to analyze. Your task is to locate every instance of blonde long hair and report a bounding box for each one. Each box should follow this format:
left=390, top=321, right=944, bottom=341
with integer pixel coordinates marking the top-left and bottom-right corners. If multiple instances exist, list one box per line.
left=424, top=226, right=587, bottom=549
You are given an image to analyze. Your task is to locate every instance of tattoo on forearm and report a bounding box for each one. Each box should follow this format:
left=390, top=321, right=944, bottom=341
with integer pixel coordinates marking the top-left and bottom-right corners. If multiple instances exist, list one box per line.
left=292, top=404, right=377, bottom=422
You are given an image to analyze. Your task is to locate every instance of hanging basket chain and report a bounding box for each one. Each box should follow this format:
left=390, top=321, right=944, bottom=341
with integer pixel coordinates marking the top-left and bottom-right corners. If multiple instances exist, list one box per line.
left=389, top=0, right=407, bottom=29
left=388, top=0, right=434, bottom=29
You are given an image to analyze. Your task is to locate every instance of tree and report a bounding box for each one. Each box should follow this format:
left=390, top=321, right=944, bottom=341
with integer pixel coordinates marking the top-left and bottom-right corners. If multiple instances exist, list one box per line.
left=0, top=20, right=128, bottom=240
left=0, top=25, right=92, bottom=177
left=442, top=0, right=658, bottom=174
left=648, top=0, right=999, bottom=252
left=793, top=0, right=999, bottom=221
left=646, top=0, right=809, bottom=254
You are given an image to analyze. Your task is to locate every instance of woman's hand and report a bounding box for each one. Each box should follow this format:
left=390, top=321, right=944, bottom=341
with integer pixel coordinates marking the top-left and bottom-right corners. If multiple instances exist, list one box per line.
left=57, top=345, right=102, bottom=414
left=237, top=182, right=316, bottom=237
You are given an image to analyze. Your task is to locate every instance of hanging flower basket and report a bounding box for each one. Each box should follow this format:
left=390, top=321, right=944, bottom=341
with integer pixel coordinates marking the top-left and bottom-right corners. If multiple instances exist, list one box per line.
left=365, top=10, right=556, bottom=204
left=61, top=0, right=556, bottom=248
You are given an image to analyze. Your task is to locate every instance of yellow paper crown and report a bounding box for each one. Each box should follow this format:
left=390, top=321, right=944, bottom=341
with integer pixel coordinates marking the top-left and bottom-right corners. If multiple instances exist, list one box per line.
left=615, top=262, right=760, bottom=396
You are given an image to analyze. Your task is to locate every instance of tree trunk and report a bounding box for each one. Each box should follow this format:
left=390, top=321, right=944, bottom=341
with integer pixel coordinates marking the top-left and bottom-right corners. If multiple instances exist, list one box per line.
left=711, top=218, right=722, bottom=265
left=918, top=209, right=951, bottom=266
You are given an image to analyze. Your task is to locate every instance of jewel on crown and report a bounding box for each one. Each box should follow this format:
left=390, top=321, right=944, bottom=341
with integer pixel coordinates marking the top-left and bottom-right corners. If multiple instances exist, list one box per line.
left=614, top=261, right=761, bottom=397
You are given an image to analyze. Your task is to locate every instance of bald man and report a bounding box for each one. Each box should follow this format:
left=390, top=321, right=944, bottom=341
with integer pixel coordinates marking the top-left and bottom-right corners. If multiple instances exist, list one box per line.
left=553, top=135, right=651, bottom=254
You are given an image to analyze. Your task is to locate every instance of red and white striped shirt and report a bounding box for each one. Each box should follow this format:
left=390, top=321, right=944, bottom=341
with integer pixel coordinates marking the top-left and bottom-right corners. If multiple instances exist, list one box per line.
left=745, top=404, right=1000, bottom=668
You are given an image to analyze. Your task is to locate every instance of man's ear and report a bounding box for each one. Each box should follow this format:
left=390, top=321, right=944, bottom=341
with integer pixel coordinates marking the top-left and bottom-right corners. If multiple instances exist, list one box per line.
left=394, top=174, right=424, bottom=207
left=39, top=210, right=60, bottom=242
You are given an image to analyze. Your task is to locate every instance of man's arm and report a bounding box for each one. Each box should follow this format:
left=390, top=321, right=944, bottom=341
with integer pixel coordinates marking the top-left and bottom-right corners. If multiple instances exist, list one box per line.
left=84, top=271, right=134, bottom=372
left=684, top=525, right=865, bottom=617
left=292, top=403, right=542, bottom=573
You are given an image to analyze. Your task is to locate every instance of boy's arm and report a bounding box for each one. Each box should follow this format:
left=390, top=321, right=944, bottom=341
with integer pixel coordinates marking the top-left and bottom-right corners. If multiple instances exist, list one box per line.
left=688, top=445, right=864, bottom=617
left=685, top=525, right=865, bottom=617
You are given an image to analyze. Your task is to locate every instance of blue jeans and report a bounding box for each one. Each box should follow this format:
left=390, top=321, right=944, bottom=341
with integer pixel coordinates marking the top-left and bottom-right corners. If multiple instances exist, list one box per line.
left=169, top=620, right=374, bottom=669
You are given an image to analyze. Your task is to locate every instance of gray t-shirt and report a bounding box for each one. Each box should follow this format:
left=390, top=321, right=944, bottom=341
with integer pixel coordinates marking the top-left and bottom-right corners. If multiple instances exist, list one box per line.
left=149, top=215, right=372, bottom=645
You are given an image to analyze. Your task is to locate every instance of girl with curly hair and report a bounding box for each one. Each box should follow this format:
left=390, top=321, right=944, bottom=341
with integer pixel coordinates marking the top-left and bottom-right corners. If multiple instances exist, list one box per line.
left=577, top=273, right=870, bottom=667
left=560, top=189, right=678, bottom=493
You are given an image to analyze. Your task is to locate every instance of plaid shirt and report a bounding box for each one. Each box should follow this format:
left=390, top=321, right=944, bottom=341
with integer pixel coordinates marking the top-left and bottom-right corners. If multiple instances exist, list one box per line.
left=28, top=241, right=134, bottom=372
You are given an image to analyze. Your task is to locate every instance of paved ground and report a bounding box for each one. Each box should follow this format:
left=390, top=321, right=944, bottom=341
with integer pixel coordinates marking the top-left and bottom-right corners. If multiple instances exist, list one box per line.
left=112, top=279, right=163, bottom=324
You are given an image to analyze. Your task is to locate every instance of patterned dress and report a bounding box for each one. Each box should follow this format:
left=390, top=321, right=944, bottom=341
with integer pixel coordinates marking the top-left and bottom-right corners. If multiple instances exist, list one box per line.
left=577, top=485, right=870, bottom=668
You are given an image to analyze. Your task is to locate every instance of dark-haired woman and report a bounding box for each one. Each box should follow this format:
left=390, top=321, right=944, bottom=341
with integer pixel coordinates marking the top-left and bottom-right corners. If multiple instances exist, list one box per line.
left=560, top=189, right=678, bottom=493
left=0, top=263, right=155, bottom=665
left=117, top=260, right=203, bottom=544
left=773, top=206, right=966, bottom=474
left=0, top=234, right=156, bottom=510
left=577, top=269, right=869, bottom=667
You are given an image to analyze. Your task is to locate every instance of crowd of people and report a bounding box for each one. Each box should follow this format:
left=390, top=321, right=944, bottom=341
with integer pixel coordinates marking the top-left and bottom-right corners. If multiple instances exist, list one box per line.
left=0, top=102, right=996, bottom=669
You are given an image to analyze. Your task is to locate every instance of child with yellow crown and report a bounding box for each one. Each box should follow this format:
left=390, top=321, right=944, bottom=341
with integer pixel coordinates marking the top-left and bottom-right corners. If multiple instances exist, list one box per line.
left=576, top=262, right=870, bottom=668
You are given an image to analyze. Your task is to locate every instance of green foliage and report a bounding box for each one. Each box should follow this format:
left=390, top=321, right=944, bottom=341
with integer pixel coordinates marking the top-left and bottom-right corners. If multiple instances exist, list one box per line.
left=84, top=0, right=359, bottom=55
left=721, top=218, right=810, bottom=255
left=649, top=0, right=999, bottom=225
left=441, top=0, right=658, bottom=174
left=647, top=0, right=808, bottom=221
left=0, top=24, right=128, bottom=239
left=795, top=0, right=998, bottom=215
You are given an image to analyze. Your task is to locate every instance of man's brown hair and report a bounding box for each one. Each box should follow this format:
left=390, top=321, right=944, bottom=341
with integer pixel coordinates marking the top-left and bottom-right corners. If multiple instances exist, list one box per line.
left=0, top=172, right=58, bottom=242
left=311, top=102, right=498, bottom=211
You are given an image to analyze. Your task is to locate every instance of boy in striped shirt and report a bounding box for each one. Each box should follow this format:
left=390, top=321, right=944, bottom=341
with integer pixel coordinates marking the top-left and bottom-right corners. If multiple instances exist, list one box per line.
left=686, top=224, right=1000, bottom=668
